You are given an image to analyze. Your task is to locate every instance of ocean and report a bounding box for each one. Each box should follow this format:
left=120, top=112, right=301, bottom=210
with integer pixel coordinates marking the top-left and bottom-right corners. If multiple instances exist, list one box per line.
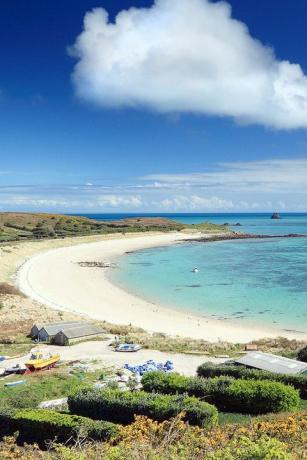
left=76, top=213, right=307, bottom=333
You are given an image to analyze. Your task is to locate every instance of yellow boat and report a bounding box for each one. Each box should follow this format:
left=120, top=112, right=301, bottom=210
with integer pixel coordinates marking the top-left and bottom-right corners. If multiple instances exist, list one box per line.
left=25, top=347, right=60, bottom=372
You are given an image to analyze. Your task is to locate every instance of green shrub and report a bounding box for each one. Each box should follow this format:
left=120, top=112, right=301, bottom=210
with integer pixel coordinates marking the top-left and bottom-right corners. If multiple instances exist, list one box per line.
left=205, top=436, right=291, bottom=460
left=213, top=379, right=299, bottom=414
left=68, top=388, right=218, bottom=428
left=197, top=362, right=307, bottom=398
left=0, top=407, right=118, bottom=445
left=141, top=371, right=190, bottom=394
left=297, top=345, right=307, bottom=363
left=141, top=372, right=299, bottom=414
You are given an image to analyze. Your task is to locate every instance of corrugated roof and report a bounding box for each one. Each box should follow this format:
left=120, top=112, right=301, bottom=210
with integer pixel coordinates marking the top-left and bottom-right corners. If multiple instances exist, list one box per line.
left=235, top=351, right=307, bottom=375
left=58, top=324, right=104, bottom=339
left=39, top=321, right=88, bottom=336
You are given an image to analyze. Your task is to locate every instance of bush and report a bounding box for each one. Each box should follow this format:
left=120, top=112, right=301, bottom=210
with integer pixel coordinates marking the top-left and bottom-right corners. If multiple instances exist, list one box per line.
left=213, top=379, right=299, bottom=414
left=0, top=407, right=118, bottom=445
left=142, top=371, right=190, bottom=394
left=68, top=388, right=218, bottom=428
left=197, top=362, right=307, bottom=398
left=297, top=345, right=307, bottom=363
left=141, top=372, right=300, bottom=414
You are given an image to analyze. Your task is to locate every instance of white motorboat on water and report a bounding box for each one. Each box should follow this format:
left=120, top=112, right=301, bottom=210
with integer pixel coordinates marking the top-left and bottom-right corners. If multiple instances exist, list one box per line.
left=192, top=267, right=199, bottom=273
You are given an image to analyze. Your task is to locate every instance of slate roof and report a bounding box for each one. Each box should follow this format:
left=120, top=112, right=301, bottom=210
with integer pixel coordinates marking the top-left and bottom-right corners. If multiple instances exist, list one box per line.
left=31, top=323, right=43, bottom=331
left=38, top=321, right=87, bottom=337
left=235, top=351, right=307, bottom=375
left=58, top=324, right=104, bottom=339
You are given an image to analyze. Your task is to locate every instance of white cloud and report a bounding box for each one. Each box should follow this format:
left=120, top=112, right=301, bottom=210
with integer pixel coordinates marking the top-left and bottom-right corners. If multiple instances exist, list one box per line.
left=97, top=194, right=143, bottom=207
left=160, top=194, right=234, bottom=210
left=0, top=186, right=144, bottom=211
left=71, top=0, right=307, bottom=129
left=142, top=159, right=307, bottom=193
left=1, top=159, right=307, bottom=212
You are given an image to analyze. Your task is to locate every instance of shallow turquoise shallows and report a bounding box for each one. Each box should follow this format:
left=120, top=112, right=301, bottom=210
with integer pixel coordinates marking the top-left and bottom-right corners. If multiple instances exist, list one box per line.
left=110, top=216, right=307, bottom=334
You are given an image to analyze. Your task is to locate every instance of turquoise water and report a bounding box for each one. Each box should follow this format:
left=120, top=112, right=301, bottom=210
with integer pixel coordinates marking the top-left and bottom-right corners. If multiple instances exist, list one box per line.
left=76, top=212, right=307, bottom=236
left=108, top=214, right=307, bottom=333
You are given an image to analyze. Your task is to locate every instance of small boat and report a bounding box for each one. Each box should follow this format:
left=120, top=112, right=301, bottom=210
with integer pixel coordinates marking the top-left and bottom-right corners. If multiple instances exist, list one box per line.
left=3, top=363, right=27, bottom=376
left=5, top=380, right=25, bottom=387
left=192, top=267, right=199, bottom=273
left=115, top=343, right=142, bottom=352
left=25, top=347, right=60, bottom=372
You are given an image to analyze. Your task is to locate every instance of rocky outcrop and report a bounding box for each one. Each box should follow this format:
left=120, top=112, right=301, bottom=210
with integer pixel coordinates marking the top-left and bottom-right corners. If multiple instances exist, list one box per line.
left=271, top=213, right=281, bottom=219
left=187, top=233, right=307, bottom=243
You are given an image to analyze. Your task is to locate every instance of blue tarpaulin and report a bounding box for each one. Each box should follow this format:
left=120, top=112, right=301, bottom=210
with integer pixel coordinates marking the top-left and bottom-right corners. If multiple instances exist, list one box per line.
left=124, top=359, right=174, bottom=376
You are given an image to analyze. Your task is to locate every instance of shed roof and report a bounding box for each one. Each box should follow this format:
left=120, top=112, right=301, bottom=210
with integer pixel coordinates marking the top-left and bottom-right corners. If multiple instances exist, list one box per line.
left=31, top=323, right=43, bottom=331
left=235, top=351, right=307, bottom=375
left=58, top=324, right=104, bottom=339
left=39, top=321, right=88, bottom=336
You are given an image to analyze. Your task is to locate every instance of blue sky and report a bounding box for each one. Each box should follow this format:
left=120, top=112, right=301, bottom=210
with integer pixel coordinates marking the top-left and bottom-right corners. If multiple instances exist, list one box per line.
left=1, top=0, right=307, bottom=212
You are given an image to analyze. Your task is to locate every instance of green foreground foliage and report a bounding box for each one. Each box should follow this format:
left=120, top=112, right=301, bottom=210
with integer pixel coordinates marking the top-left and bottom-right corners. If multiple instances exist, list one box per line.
left=68, top=387, right=218, bottom=427
left=0, top=407, right=118, bottom=445
left=0, top=411, right=306, bottom=459
left=196, top=362, right=307, bottom=398
left=141, top=372, right=300, bottom=414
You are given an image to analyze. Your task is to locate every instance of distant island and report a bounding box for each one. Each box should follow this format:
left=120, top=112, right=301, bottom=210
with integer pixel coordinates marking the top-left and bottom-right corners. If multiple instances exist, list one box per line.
left=271, top=212, right=282, bottom=219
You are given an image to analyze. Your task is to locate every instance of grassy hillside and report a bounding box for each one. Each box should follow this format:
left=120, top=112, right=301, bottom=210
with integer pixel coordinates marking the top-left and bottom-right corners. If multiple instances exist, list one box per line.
left=0, top=213, right=229, bottom=243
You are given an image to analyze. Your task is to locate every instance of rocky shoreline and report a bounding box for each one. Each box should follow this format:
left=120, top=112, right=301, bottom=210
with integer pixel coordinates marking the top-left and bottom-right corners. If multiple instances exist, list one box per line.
left=186, top=232, right=307, bottom=243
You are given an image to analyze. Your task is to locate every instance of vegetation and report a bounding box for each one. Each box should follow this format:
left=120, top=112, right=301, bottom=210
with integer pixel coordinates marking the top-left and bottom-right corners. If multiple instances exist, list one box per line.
left=0, top=412, right=306, bottom=459
left=0, top=364, right=305, bottom=458
left=0, top=407, right=118, bottom=445
left=141, top=372, right=300, bottom=414
left=0, top=369, right=110, bottom=409
left=108, top=329, right=306, bottom=357
left=68, top=387, right=218, bottom=427
left=297, top=345, right=307, bottom=363
left=197, top=362, right=307, bottom=398
left=0, top=212, right=229, bottom=243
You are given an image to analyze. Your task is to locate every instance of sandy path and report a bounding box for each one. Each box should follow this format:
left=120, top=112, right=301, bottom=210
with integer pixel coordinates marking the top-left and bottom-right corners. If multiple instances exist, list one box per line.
left=1, top=339, right=227, bottom=377
left=16, top=232, right=307, bottom=343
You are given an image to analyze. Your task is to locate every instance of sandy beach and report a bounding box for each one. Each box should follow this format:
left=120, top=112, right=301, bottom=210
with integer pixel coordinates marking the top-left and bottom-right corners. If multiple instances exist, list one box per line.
left=15, top=232, right=307, bottom=343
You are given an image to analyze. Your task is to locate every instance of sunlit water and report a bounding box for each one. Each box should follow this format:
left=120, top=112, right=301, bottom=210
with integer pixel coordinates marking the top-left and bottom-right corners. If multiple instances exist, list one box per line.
left=74, top=213, right=307, bottom=333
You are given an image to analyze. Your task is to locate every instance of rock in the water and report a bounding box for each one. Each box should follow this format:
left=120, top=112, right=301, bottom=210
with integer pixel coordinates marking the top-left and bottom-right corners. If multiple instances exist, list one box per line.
left=271, top=212, right=281, bottom=219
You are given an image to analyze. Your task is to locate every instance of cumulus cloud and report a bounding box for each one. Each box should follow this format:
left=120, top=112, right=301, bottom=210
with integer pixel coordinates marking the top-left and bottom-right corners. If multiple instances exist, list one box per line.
left=142, top=159, right=307, bottom=193
left=71, top=0, right=307, bottom=129
left=160, top=195, right=234, bottom=210
left=97, top=194, right=143, bottom=207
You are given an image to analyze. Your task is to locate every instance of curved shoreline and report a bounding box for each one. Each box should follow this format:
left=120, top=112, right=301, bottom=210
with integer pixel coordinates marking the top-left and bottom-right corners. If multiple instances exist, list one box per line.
left=16, top=232, right=307, bottom=343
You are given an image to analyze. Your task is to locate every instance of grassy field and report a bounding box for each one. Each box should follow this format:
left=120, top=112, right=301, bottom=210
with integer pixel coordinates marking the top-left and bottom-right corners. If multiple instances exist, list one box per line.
left=0, top=366, right=115, bottom=409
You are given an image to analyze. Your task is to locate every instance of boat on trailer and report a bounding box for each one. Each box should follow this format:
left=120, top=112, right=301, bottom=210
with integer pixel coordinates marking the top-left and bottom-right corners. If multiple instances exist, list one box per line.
left=25, top=347, right=60, bottom=373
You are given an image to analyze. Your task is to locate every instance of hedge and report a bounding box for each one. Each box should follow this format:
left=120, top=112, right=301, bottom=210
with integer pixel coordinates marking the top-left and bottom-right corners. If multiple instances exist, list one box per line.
left=68, top=388, right=218, bottom=428
left=0, top=407, right=118, bottom=445
left=196, top=362, right=307, bottom=398
left=141, top=372, right=300, bottom=414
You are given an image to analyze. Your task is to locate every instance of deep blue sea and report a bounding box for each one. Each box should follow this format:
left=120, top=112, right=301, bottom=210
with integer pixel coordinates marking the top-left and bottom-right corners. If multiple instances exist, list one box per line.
left=75, top=213, right=307, bottom=333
